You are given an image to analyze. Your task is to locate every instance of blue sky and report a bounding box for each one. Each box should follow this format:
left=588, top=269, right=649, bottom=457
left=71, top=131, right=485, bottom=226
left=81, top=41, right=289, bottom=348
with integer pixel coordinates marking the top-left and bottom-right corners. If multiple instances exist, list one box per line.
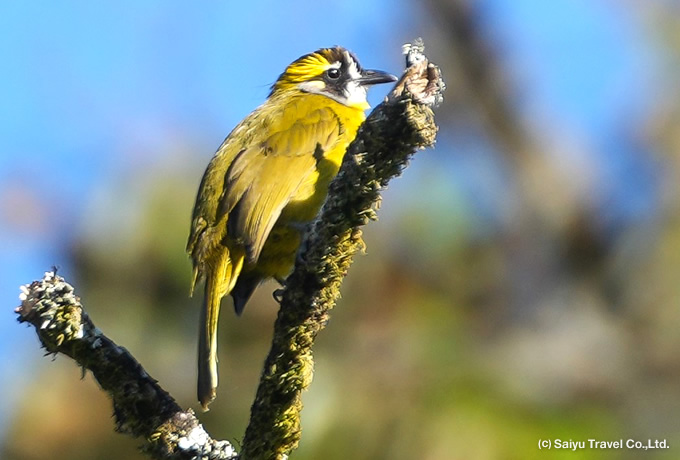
left=0, top=0, right=664, bottom=439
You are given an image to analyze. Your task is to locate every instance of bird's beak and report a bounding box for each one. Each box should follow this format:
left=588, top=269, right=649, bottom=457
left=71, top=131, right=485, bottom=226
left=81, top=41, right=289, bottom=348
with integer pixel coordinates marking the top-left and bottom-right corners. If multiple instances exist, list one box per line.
left=358, top=69, right=398, bottom=86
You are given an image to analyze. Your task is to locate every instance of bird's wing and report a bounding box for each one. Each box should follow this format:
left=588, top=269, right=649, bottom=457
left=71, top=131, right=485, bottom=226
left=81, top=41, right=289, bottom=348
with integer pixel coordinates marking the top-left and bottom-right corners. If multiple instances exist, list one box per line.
left=219, top=105, right=342, bottom=263
left=186, top=121, right=250, bottom=258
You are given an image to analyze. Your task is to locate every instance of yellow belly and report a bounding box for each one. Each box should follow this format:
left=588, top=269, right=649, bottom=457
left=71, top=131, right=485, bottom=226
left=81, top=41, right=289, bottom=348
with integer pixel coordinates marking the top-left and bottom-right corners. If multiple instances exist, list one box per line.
left=249, top=106, right=361, bottom=280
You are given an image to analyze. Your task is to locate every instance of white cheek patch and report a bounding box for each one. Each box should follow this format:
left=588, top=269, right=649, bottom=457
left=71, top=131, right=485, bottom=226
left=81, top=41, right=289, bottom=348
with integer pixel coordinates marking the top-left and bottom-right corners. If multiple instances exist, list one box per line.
left=297, top=61, right=339, bottom=94
left=343, top=80, right=369, bottom=108
left=298, top=80, right=326, bottom=93
left=297, top=55, right=370, bottom=110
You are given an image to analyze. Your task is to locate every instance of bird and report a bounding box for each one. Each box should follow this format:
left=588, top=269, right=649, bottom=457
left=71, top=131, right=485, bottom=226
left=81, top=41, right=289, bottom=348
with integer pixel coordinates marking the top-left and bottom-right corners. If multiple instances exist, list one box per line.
left=186, top=46, right=396, bottom=410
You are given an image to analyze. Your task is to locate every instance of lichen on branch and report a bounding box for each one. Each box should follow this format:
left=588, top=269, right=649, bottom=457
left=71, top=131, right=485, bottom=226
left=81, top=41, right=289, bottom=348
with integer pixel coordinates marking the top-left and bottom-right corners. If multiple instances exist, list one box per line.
left=15, top=272, right=237, bottom=460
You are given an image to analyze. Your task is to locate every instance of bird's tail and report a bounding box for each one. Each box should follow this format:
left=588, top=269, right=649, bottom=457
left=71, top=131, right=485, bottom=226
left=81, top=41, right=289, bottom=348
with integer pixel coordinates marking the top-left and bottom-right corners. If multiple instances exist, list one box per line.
left=197, top=248, right=244, bottom=410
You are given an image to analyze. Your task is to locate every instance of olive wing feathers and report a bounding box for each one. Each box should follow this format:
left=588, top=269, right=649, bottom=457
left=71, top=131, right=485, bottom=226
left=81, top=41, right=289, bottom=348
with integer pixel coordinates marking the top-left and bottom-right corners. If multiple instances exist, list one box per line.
left=219, top=106, right=342, bottom=264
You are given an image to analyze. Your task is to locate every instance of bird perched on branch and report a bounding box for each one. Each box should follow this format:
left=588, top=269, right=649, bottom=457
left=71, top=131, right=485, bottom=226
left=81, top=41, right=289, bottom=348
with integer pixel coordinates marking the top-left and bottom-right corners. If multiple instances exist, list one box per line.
left=187, top=46, right=396, bottom=410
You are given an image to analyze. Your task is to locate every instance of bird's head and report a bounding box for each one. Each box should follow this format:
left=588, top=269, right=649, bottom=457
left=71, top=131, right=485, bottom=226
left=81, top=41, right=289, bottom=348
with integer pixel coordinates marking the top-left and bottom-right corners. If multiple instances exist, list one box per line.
left=270, top=47, right=397, bottom=110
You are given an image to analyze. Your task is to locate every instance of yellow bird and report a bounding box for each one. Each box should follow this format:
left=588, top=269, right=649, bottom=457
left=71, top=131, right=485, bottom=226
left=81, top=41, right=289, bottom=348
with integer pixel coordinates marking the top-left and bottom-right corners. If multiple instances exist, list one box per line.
left=187, top=46, right=396, bottom=409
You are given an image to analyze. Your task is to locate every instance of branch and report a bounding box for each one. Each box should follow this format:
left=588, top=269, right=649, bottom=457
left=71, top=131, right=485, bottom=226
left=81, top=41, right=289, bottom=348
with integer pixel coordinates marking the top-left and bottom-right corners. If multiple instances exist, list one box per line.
left=14, top=40, right=443, bottom=460
left=15, top=271, right=236, bottom=459
left=240, top=40, right=444, bottom=459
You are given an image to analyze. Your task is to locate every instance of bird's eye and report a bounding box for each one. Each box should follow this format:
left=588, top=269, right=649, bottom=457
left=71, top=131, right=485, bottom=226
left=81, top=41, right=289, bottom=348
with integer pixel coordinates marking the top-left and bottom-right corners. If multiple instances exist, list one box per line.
left=326, top=68, right=341, bottom=79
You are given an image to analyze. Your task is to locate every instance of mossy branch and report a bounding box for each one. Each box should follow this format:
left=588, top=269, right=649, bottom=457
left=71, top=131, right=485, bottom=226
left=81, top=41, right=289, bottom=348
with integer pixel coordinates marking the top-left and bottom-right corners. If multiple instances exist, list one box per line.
left=14, top=40, right=443, bottom=460
left=241, top=40, right=444, bottom=459
left=15, top=271, right=237, bottom=460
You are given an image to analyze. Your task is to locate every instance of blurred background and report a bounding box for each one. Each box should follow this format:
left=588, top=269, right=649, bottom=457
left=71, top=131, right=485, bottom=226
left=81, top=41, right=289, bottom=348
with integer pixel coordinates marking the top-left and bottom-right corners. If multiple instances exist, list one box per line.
left=2, top=1, right=679, bottom=459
